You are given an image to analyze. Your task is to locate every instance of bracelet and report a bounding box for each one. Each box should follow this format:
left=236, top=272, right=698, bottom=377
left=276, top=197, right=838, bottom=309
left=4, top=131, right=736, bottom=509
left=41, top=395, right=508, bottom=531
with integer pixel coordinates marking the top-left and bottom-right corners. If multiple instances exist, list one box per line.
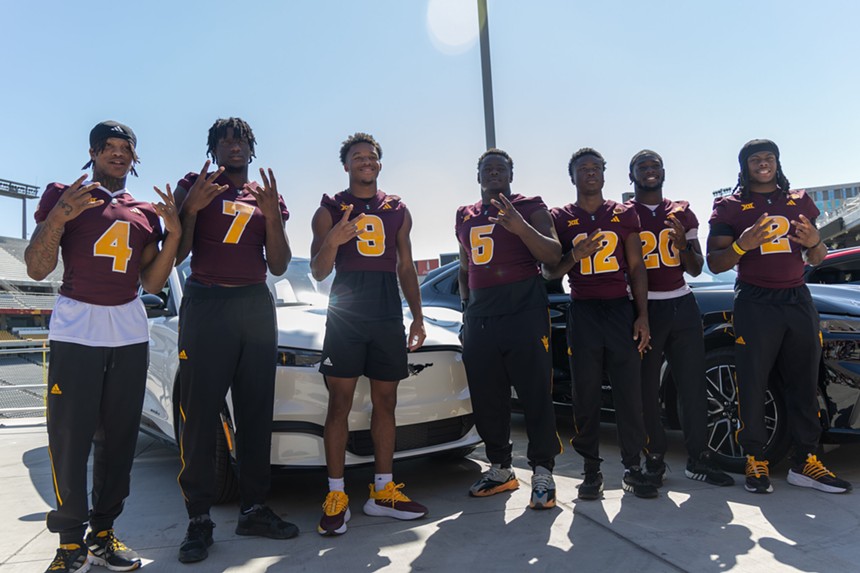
left=731, top=241, right=747, bottom=256
left=460, top=299, right=469, bottom=312
left=808, top=239, right=822, bottom=250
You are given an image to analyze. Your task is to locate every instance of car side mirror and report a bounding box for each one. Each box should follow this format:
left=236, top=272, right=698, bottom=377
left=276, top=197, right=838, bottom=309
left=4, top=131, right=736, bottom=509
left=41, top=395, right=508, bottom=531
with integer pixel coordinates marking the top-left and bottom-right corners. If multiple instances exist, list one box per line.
left=142, top=293, right=169, bottom=318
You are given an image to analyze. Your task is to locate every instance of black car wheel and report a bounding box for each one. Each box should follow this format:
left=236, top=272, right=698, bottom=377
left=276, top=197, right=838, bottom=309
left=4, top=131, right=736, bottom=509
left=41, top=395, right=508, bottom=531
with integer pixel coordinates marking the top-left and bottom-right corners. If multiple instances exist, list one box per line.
left=172, top=380, right=240, bottom=504
left=703, top=347, right=791, bottom=473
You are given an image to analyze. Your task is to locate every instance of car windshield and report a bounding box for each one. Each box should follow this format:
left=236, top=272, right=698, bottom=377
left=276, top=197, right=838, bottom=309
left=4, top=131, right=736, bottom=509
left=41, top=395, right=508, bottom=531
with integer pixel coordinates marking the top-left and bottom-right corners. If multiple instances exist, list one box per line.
left=177, top=258, right=332, bottom=307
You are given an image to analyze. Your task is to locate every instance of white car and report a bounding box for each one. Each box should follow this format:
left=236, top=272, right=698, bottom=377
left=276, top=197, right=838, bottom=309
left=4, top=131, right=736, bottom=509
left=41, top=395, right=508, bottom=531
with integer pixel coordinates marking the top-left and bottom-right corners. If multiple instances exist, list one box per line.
left=140, top=259, right=480, bottom=503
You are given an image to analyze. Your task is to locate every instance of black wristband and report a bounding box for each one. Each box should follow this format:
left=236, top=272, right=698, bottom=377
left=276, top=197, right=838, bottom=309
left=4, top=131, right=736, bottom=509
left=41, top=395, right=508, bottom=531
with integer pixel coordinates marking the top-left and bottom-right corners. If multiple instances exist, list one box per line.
left=461, top=299, right=469, bottom=312
left=808, top=239, right=822, bottom=250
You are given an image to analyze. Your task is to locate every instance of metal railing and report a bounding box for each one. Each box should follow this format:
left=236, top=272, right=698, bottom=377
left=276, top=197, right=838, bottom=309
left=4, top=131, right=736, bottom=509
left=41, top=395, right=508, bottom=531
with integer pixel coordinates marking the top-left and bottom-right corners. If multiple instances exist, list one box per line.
left=0, top=341, right=49, bottom=417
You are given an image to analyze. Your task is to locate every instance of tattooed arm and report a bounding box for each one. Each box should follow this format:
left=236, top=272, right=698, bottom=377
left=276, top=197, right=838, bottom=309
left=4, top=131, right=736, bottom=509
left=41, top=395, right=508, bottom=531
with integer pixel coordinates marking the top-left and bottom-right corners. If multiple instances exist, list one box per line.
left=25, top=176, right=104, bottom=281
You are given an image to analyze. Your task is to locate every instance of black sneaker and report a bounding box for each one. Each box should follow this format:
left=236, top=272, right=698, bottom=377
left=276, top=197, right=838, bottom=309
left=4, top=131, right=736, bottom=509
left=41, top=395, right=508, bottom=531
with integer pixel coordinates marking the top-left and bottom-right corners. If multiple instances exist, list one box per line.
left=686, top=451, right=735, bottom=487
left=623, top=466, right=658, bottom=498
left=236, top=505, right=299, bottom=539
left=86, top=529, right=140, bottom=571
left=643, top=453, right=666, bottom=487
left=787, top=454, right=853, bottom=494
left=577, top=471, right=603, bottom=501
left=178, top=517, right=214, bottom=564
left=744, top=455, right=773, bottom=494
left=45, top=544, right=90, bottom=573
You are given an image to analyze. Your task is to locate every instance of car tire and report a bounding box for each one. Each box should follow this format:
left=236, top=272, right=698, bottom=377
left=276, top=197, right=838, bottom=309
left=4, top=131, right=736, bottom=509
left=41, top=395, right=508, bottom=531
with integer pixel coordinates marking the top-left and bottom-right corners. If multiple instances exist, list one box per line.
left=172, top=381, right=240, bottom=505
left=702, top=347, right=791, bottom=473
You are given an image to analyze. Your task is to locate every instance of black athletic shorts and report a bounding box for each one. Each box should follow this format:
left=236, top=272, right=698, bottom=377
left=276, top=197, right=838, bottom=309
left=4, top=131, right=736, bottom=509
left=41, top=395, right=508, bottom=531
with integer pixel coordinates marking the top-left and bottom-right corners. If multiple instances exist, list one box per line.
left=319, top=315, right=408, bottom=381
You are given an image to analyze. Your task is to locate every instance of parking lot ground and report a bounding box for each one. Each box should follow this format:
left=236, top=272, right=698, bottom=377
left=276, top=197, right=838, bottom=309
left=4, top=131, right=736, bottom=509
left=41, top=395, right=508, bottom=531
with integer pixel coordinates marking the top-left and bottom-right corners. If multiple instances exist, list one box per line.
left=2, top=416, right=859, bottom=572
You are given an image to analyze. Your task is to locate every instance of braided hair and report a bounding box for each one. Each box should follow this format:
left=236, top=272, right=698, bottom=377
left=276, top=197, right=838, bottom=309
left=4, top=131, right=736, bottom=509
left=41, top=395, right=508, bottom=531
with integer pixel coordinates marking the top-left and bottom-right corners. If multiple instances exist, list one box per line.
left=83, top=141, right=140, bottom=177
left=206, top=118, right=257, bottom=164
left=734, top=139, right=790, bottom=199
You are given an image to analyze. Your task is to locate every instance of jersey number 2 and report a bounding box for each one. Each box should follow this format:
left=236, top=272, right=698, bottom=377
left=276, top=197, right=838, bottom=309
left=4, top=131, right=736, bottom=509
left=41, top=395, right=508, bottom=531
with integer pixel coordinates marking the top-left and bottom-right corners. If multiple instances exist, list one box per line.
left=93, top=221, right=133, bottom=273
left=574, top=231, right=620, bottom=275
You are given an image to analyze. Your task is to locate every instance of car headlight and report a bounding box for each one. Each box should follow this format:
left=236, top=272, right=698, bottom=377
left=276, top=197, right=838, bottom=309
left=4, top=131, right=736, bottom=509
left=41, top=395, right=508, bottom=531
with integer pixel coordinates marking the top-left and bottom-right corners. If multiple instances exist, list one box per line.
left=277, top=348, right=322, bottom=367
left=820, top=318, right=860, bottom=334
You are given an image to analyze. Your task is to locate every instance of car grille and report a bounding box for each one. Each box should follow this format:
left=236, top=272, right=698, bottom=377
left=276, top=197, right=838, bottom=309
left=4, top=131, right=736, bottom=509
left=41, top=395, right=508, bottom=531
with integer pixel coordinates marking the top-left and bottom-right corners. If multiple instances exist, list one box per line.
left=347, top=415, right=474, bottom=456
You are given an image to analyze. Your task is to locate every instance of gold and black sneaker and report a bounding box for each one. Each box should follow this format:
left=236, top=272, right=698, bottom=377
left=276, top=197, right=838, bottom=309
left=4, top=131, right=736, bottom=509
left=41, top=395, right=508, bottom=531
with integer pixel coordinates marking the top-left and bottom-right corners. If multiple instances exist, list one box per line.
left=744, top=455, right=773, bottom=493
left=86, top=529, right=140, bottom=571
left=469, top=465, right=519, bottom=497
left=787, top=454, right=852, bottom=494
left=45, top=543, right=90, bottom=573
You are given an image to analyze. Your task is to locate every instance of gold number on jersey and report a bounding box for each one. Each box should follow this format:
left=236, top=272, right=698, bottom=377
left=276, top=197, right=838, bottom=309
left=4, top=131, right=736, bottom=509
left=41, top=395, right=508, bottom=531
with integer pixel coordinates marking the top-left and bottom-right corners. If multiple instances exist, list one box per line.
left=574, top=231, right=620, bottom=275
left=760, top=215, right=792, bottom=254
left=356, top=214, right=386, bottom=257
left=222, top=201, right=255, bottom=244
left=640, top=228, right=681, bottom=269
left=470, top=224, right=496, bottom=265
left=93, top=221, right=133, bottom=273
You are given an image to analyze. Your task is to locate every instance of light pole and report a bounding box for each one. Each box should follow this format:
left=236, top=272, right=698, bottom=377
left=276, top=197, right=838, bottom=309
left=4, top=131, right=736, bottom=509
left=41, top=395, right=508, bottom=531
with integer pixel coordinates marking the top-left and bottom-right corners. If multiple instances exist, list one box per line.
left=477, top=0, right=496, bottom=150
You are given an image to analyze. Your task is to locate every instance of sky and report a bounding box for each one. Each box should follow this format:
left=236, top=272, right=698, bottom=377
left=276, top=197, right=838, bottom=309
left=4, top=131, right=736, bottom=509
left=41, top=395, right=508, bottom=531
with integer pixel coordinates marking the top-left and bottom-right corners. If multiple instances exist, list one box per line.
left=2, top=0, right=859, bottom=260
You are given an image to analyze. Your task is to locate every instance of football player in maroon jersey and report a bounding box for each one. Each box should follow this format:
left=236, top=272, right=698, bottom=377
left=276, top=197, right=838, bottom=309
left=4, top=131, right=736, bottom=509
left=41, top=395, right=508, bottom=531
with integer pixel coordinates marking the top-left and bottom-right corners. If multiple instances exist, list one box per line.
left=311, top=133, right=427, bottom=536
left=627, top=150, right=733, bottom=488
left=173, top=118, right=295, bottom=563
left=26, top=121, right=180, bottom=573
left=543, top=148, right=656, bottom=500
left=708, top=139, right=851, bottom=495
left=456, top=149, right=562, bottom=509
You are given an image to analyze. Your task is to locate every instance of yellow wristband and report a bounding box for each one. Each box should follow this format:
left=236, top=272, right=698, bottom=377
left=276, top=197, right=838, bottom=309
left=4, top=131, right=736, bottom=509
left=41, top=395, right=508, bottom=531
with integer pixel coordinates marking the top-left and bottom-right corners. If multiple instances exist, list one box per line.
left=731, top=241, right=747, bottom=256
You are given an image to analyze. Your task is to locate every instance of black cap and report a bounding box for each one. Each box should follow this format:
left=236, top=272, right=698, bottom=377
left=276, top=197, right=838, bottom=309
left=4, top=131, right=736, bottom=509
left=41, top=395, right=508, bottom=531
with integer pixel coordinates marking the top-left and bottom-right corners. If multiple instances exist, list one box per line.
left=629, top=149, right=663, bottom=173
left=89, top=120, right=136, bottom=150
left=739, top=139, right=779, bottom=167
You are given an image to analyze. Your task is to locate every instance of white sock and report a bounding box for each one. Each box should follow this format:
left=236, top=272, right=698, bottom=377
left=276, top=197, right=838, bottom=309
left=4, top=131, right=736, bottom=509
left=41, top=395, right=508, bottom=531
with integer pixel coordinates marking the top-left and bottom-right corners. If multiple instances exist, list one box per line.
left=375, top=474, right=393, bottom=491
left=328, top=477, right=345, bottom=492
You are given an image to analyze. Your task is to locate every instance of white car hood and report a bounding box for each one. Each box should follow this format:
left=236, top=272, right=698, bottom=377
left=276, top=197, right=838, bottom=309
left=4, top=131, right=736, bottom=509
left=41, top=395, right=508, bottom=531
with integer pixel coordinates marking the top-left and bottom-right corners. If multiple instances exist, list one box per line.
left=275, top=305, right=463, bottom=350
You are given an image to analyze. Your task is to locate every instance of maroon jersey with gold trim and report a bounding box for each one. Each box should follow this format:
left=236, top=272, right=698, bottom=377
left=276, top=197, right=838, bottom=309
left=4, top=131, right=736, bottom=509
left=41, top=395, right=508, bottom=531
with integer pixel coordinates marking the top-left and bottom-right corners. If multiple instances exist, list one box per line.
left=34, top=183, right=162, bottom=306
left=320, top=190, right=406, bottom=273
left=709, top=190, right=818, bottom=289
left=455, top=195, right=546, bottom=289
left=628, top=198, right=698, bottom=292
left=553, top=199, right=641, bottom=300
left=178, top=172, right=289, bottom=286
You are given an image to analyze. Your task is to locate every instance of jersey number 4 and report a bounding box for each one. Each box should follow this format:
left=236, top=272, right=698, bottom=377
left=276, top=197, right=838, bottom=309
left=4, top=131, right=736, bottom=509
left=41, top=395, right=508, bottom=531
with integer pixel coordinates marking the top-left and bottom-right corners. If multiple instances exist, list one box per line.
left=93, top=221, right=133, bottom=273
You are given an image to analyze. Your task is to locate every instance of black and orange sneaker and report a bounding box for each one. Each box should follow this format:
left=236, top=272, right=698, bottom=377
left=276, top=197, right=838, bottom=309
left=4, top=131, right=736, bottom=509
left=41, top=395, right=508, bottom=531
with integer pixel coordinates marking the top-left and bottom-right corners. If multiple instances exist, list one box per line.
left=318, top=491, right=351, bottom=536
left=86, top=529, right=140, bottom=571
left=787, top=454, right=852, bottom=494
left=469, top=465, right=519, bottom=497
left=45, top=543, right=90, bottom=573
left=363, top=482, right=428, bottom=520
left=744, top=455, right=773, bottom=493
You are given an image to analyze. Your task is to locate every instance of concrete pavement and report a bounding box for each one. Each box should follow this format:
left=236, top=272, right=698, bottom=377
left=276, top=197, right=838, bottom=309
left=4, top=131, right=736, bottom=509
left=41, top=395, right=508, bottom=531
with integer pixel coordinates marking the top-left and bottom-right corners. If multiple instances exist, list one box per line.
left=2, top=417, right=859, bottom=572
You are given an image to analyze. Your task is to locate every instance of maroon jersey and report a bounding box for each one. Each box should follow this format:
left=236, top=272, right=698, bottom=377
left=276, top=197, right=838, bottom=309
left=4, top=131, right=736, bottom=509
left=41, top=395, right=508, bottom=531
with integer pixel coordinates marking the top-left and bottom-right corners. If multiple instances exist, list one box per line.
left=709, top=190, right=818, bottom=289
left=320, top=190, right=406, bottom=273
left=178, top=172, right=289, bottom=286
left=34, top=183, right=162, bottom=306
left=628, top=198, right=698, bottom=292
left=552, top=199, right=641, bottom=300
left=455, top=195, right=546, bottom=289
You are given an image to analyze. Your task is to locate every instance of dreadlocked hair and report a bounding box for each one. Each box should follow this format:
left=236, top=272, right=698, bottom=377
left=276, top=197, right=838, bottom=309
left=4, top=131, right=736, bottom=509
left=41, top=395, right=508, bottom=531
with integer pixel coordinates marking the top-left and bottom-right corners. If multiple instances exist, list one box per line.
left=477, top=148, right=514, bottom=175
left=82, top=142, right=140, bottom=177
left=734, top=161, right=791, bottom=200
left=568, top=147, right=605, bottom=178
left=339, top=132, right=382, bottom=165
left=206, top=118, right=257, bottom=164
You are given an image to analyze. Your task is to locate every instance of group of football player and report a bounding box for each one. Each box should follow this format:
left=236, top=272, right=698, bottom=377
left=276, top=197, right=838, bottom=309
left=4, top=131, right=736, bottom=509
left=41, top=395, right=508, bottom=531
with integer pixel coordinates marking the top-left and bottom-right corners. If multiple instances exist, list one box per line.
left=27, top=119, right=851, bottom=573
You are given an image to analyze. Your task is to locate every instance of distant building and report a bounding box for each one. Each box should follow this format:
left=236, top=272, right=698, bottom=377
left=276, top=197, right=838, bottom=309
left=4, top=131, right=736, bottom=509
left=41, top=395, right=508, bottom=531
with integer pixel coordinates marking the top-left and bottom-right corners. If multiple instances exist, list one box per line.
left=796, top=182, right=860, bottom=215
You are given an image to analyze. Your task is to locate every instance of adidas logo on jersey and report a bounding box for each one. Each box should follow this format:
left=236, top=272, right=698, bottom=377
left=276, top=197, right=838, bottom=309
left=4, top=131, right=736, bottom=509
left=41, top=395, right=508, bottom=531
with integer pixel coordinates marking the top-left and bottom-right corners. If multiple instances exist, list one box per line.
left=50, top=384, right=62, bottom=395
left=610, top=216, right=620, bottom=223
left=382, top=203, right=392, bottom=210
left=786, top=199, right=796, bottom=206
left=741, top=203, right=755, bottom=211
left=130, top=207, right=142, bottom=214
left=323, top=357, right=333, bottom=366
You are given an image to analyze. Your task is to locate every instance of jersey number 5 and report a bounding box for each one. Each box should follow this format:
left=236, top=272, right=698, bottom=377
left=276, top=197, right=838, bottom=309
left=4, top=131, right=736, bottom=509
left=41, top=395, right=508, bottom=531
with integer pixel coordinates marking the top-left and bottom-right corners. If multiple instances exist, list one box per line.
left=469, top=224, right=495, bottom=265
left=223, top=201, right=256, bottom=244
left=93, top=221, right=133, bottom=273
